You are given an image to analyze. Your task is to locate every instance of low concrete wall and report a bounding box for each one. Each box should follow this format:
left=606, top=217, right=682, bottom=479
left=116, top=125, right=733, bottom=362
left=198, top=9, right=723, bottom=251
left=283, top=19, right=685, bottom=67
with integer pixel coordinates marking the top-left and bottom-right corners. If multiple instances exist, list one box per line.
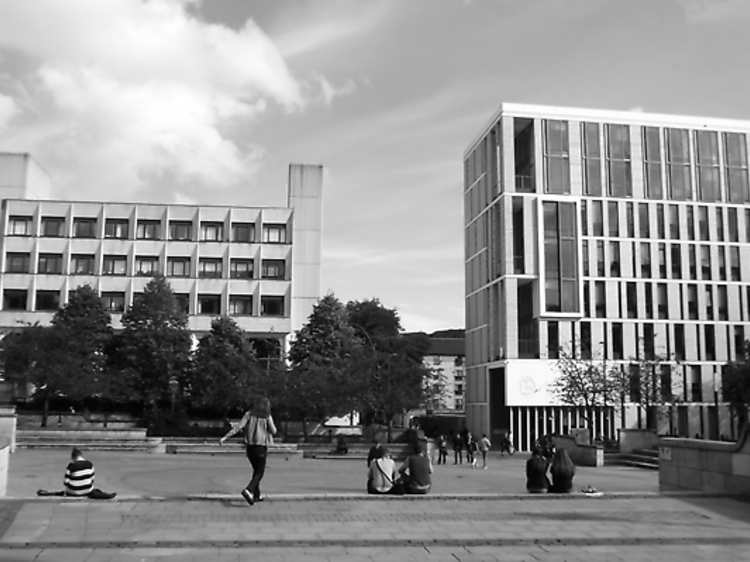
left=0, top=406, right=16, bottom=453
left=659, top=424, right=750, bottom=494
left=0, top=437, right=9, bottom=497
left=618, top=428, right=659, bottom=454
left=553, top=435, right=603, bottom=468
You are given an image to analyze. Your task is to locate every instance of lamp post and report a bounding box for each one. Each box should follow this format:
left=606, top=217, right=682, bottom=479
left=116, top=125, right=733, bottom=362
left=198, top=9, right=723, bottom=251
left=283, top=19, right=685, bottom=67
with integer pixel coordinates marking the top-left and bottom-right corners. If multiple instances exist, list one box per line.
left=168, top=377, right=179, bottom=415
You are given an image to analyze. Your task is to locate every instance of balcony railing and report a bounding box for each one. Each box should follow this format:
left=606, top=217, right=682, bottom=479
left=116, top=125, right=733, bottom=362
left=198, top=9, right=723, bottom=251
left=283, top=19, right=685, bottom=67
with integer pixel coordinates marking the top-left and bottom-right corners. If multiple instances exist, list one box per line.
left=515, top=175, right=535, bottom=193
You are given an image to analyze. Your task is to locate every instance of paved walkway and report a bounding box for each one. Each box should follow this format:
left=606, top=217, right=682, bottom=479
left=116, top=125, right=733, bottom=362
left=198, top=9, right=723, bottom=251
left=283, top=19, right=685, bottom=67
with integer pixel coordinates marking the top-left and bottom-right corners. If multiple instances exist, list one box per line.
left=1, top=450, right=749, bottom=561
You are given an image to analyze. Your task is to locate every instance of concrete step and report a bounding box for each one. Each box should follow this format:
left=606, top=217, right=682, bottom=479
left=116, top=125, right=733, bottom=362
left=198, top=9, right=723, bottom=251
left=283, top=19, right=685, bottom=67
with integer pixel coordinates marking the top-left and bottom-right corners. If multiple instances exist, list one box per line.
left=18, top=429, right=149, bottom=441
left=164, top=441, right=301, bottom=456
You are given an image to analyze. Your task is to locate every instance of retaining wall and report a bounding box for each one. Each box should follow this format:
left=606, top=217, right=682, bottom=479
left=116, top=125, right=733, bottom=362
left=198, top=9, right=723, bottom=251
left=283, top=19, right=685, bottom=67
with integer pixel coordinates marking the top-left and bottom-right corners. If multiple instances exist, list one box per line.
left=0, top=437, right=9, bottom=497
left=553, top=435, right=603, bottom=467
left=618, top=428, right=660, bottom=454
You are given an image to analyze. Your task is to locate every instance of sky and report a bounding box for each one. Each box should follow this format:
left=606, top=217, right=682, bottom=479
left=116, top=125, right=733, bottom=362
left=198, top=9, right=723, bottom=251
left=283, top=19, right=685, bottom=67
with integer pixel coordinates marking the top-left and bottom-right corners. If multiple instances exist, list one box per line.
left=1, top=0, right=750, bottom=334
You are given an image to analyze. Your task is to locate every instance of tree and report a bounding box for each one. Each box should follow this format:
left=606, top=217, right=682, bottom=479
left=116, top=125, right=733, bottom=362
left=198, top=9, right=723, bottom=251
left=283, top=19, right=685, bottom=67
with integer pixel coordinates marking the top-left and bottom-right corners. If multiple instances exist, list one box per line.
left=552, top=339, right=623, bottom=438
left=722, top=341, right=750, bottom=428
left=108, top=276, right=193, bottom=428
left=189, top=316, right=263, bottom=418
left=287, top=294, right=362, bottom=440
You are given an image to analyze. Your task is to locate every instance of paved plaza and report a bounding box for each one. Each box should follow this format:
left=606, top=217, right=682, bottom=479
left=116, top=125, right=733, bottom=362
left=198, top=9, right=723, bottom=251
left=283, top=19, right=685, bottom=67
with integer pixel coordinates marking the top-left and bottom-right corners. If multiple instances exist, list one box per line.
left=0, top=449, right=748, bottom=561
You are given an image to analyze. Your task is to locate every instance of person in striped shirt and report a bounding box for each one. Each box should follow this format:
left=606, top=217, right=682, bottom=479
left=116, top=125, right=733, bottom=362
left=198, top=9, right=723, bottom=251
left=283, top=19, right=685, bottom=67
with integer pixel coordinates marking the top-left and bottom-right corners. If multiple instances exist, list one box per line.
left=64, top=447, right=95, bottom=496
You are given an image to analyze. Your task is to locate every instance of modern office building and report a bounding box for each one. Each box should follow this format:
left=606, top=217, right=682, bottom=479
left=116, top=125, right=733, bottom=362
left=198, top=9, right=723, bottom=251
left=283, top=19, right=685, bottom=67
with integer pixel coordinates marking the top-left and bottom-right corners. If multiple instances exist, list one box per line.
left=0, top=153, right=323, bottom=355
left=463, top=103, right=750, bottom=450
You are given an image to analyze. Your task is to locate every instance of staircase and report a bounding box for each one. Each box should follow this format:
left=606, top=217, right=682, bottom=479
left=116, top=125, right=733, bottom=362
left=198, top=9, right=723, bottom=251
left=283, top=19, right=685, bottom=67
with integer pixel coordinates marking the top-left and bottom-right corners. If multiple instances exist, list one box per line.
left=16, top=429, right=164, bottom=453
left=605, top=447, right=659, bottom=470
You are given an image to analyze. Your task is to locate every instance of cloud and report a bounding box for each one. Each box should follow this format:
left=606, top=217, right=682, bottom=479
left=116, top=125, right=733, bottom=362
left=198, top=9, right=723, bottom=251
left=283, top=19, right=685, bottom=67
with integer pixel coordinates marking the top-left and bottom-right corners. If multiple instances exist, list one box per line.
left=679, top=0, right=750, bottom=23
left=314, top=75, right=357, bottom=106
left=0, top=0, right=310, bottom=201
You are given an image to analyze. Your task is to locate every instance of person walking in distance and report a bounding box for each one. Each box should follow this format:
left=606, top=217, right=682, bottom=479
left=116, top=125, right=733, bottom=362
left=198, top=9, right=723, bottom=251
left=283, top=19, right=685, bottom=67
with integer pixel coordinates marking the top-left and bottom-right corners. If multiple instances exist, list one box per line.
left=453, top=431, right=464, bottom=464
left=478, top=434, right=492, bottom=469
left=466, top=432, right=478, bottom=468
left=220, top=397, right=277, bottom=505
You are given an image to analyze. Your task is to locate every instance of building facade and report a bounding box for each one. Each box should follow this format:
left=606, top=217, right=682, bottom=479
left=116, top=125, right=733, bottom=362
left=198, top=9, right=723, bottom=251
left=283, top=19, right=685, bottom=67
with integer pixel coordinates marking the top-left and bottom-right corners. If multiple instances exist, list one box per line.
left=0, top=153, right=323, bottom=354
left=463, top=104, right=750, bottom=450
left=424, top=337, right=466, bottom=413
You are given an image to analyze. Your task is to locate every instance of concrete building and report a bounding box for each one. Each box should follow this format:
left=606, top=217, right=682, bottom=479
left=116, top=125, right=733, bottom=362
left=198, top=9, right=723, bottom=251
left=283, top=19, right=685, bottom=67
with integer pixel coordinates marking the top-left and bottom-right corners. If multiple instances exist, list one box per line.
left=463, top=103, right=750, bottom=450
left=424, top=336, right=466, bottom=413
left=0, top=153, right=323, bottom=355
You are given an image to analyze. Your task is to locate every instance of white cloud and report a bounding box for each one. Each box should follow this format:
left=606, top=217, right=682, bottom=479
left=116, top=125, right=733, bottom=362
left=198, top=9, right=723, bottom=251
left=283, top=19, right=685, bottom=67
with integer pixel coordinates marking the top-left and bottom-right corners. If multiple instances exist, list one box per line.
left=0, top=0, right=310, bottom=200
left=314, top=75, right=357, bottom=106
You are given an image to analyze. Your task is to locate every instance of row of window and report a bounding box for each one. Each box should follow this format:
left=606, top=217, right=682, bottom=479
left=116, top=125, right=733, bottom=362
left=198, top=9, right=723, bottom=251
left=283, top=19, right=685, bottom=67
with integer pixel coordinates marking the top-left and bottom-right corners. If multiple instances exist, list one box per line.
left=581, top=200, right=750, bottom=243
left=582, top=280, right=750, bottom=323
left=5, top=254, right=286, bottom=280
left=1, top=289, right=285, bottom=317
left=6, top=217, right=287, bottom=244
left=581, top=240, right=742, bottom=282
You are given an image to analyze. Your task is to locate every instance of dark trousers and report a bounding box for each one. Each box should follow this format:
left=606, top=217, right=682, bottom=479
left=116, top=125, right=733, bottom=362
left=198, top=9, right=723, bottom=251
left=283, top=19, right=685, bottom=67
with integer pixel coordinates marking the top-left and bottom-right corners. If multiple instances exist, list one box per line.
left=245, top=444, right=268, bottom=501
left=438, top=449, right=447, bottom=464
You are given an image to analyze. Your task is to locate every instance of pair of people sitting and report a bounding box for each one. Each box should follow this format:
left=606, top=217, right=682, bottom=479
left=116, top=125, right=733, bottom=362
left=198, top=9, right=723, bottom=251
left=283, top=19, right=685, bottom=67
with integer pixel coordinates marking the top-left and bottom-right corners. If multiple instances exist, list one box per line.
left=367, top=442, right=432, bottom=495
left=526, top=446, right=575, bottom=494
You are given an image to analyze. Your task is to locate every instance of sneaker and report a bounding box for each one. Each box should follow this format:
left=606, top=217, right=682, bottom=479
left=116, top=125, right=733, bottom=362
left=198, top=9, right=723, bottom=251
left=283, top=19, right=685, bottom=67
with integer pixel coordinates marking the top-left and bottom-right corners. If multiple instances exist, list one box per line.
left=241, top=489, right=254, bottom=506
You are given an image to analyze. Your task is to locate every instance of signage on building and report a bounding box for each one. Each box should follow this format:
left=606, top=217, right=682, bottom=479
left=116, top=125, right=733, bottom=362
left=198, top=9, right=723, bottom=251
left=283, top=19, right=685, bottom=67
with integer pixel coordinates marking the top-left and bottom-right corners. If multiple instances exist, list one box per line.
left=504, top=360, right=566, bottom=406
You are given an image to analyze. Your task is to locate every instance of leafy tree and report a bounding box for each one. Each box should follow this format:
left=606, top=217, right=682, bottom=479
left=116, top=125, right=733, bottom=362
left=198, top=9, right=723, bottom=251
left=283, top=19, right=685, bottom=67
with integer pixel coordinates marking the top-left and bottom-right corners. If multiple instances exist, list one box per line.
left=288, top=293, right=362, bottom=440
left=189, top=316, right=263, bottom=418
left=108, top=276, right=192, bottom=428
left=722, top=341, right=750, bottom=427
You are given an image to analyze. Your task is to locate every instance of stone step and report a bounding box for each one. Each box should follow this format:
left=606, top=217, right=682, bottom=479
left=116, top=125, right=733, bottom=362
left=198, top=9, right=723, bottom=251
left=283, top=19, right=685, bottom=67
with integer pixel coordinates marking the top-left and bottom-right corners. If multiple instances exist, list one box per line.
left=164, top=442, right=301, bottom=455
left=17, top=429, right=149, bottom=441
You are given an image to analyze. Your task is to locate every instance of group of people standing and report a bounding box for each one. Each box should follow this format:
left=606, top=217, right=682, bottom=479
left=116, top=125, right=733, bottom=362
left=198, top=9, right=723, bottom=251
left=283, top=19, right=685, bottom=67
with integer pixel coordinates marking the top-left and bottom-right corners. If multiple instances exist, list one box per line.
left=435, top=429, right=492, bottom=469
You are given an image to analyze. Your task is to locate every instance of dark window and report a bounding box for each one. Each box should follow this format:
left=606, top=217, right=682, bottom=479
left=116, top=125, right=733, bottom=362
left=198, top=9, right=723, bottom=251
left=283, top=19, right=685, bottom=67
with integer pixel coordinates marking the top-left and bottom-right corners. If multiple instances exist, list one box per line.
left=104, top=219, right=129, bottom=239
left=723, top=132, right=749, bottom=203
left=8, top=216, right=32, bottom=236
left=135, top=256, right=159, bottom=276
left=668, top=205, right=679, bottom=239
left=35, top=290, right=60, bottom=311
left=230, top=259, right=254, bottom=279
left=261, top=296, right=285, bottom=316
left=262, top=260, right=286, bottom=280
left=691, top=366, right=702, bottom=402
left=514, top=118, right=535, bottom=193
left=658, top=243, right=667, bottom=278
left=168, top=258, right=190, bottom=277
left=102, top=256, right=127, bottom=276
left=656, top=204, right=665, bottom=239
left=718, top=246, right=727, bottom=281
left=640, top=242, right=651, bottom=278
left=645, top=283, right=654, bottom=317
left=701, top=245, right=711, bottom=280
left=643, top=126, right=663, bottom=199
left=582, top=240, right=589, bottom=276
left=73, top=218, right=97, bottom=238
left=232, top=223, right=255, bottom=243
left=38, top=254, right=62, bottom=274
left=626, top=282, right=637, bottom=318
left=643, top=323, right=655, bottom=359
left=200, top=222, right=224, bottom=242
left=136, top=220, right=160, bottom=240
left=229, top=295, right=253, bottom=316
left=705, top=324, right=716, bottom=362
left=657, top=283, right=668, bottom=319
left=543, top=202, right=578, bottom=312
left=626, top=202, right=635, bottom=238
left=716, top=208, right=725, bottom=242
left=612, top=323, right=623, bottom=360
left=670, top=244, right=682, bottom=279
left=705, top=285, right=714, bottom=320
left=629, top=364, right=642, bottom=403
left=175, top=293, right=190, bottom=315
left=675, top=324, right=685, bottom=361
left=199, top=258, right=223, bottom=278
left=71, top=254, right=95, bottom=275
left=101, top=292, right=125, bottom=312
left=41, top=217, right=64, bottom=237
left=638, top=203, right=650, bottom=238
left=512, top=197, right=525, bottom=273
left=606, top=124, right=632, bottom=197
left=592, top=200, right=604, bottom=236
left=608, top=201, right=619, bottom=237
left=547, top=321, right=559, bottom=359
left=718, top=285, right=728, bottom=321
left=698, top=206, right=709, bottom=240
left=730, top=246, right=741, bottom=281
left=262, top=224, right=287, bottom=244
left=610, top=241, right=620, bottom=277
left=169, top=221, right=192, bottom=241
left=660, top=365, right=672, bottom=401
left=728, top=208, right=739, bottom=242
left=595, top=281, right=606, bottom=318
left=198, top=294, right=221, bottom=315
left=544, top=120, right=570, bottom=194
left=695, top=130, right=721, bottom=202
left=666, top=128, right=691, bottom=200
left=687, top=284, right=698, bottom=320
left=6, top=253, right=30, bottom=273
left=582, top=122, right=601, bottom=196
left=735, top=326, right=745, bottom=361
left=688, top=245, right=697, bottom=279
left=3, top=289, right=27, bottom=310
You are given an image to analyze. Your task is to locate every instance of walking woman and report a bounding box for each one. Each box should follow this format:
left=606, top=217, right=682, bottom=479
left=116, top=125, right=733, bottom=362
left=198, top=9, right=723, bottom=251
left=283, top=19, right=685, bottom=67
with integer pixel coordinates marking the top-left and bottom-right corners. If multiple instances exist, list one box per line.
left=219, top=397, right=277, bottom=505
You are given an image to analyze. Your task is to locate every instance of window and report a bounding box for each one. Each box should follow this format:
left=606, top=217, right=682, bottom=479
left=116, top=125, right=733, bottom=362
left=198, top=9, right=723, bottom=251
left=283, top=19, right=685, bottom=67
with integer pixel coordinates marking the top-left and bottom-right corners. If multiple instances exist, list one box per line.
left=638, top=203, right=650, bottom=239
left=200, top=222, right=224, bottom=242
left=670, top=244, right=682, bottom=279
left=547, top=321, right=559, bottom=359
left=582, top=240, right=589, bottom=276
left=657, top=283, right=668, bottom=319
left=688, top=245, right=697, bottom=279
left=543, top=202, right=578, bottom=312
left=675, top=324, right=686, bottom=361
left=706, top=285, right=714, bottom=320
left=174, top=293, right=190, bottom=315
left=605, top=124, right=632, bottom=197
left=169, top=221, right=192, bottom=241
left=136, top=220, right=160, bottom=240
left=728, top=208, right=739, bottom=242
left=199, top=258, right=223, bottom=279
left=229, top=295, right=253, bottom=316
left=34, top=290, right=60, bottom=311
left=232, top=223, right=255, bottom=243
left=698, top=206, right=709, bottom=240
left=612, top=323, right=624, bottom=360
left=626, top=282, right=637, bottom=318
left=695, top=131, right=721, bottom=202
left=686, top=206, right=695, bottom=240
left=38, top=253, right=62, bottom=274
left=687, top=284, right=699, bottom=319
left=718, top=285, right=728, bottom=321
left=580, top=201, right=588, bottom=236
left=583, top=281, right=591, bottom=316
left=104, top=219, right=128, bottom=239
left=668, top=205, right=679, bottom=239
left=730, top=246, right=741, bottom=281
left=262, top=259, right=286, bottom=280
left=666, top=128, right=691, bottom=200
left=660, top=365, right=673, bottom=401
left=610, top=241, right=621, bottom=277
left=544, top=120, right=570, bottom=194
left=723, top=132, right=749, bottom=203
left=701, top=245, right=711, bottom=279
left=592, top=200, right=604, bottom=236
left=73, top=218, right=97, bottom=238
left=41, top=217, right=64, bottom=237
left=6, top=253, right=30, bottom=273
left=167, top=258, right=190, bottom=277
left=230, top=259, right=254, bottom=279
left=3, top=289, right=27, bottom=311
left=101, top=292, right=125, bottom=313
left=262, top=224, right=287, bottom=244
left=582, top=122, right=601, bottom=196
left=658, top=243, right=667, bottom=278
left=8, top=216, right=32, bottom=236
left=645, top=283, right=654, bottom=318
left=135, top=256, right=159, bottom=276
left=705, top=325, right=716, bottom=361
left=608, top=201, right=619, bottom=237
left=691, top=366, right=702, bottom=402
left=626, top=202, right=635, bottom=238
left=656, top=204, right=665, bottom=239
left=198, top=294, right=221, bottom=315
left=102, top=255, right=127, bottom=276
left=629, top=364, right=642, bottom=403
left=71, top=254, right=95, bottom=275
left=595, top=281, right=606, bottom=318
left=735, top=326, right=745, bottom=361
left=261, top=295, right=285, bottom=316
left=643, top=126, right=663, bottom=199
left=640, top=242, right=651, bottom=278
left=719, top=246, right=727, bottom=280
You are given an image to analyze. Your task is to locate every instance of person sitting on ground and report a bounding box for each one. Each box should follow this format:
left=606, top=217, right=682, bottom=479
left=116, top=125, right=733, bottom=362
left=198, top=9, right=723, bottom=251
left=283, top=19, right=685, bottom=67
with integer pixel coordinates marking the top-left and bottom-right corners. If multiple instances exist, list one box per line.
left=548, top=448, right=576, bottom=493
left=37, top=447, right=116, bottom=499
left=525, top=446, right=550, bottom=494
left=367, top=441, right=382, bottom=467
left=367, top=447, right=397, bottom=494
left=398, top=441, right=432, bottom=495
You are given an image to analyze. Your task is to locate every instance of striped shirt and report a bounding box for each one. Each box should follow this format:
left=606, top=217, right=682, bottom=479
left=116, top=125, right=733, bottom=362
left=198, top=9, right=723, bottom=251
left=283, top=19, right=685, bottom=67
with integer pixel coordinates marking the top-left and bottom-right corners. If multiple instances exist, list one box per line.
left=64, top=458, right=95, bottom=496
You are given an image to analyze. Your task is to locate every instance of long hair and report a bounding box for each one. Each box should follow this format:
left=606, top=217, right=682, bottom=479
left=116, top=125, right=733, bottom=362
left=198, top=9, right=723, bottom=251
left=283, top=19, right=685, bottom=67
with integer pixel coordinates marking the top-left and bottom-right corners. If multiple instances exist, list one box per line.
left=252, top=397, right=271, bottom=419
left=551, top=448, right=576, bottom=478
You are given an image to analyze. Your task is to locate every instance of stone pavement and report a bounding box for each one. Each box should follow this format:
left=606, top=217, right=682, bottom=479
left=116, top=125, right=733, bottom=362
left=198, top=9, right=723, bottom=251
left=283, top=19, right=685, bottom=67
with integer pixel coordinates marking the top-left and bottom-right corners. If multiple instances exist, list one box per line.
left=1, top=450, right=749, bottom=561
